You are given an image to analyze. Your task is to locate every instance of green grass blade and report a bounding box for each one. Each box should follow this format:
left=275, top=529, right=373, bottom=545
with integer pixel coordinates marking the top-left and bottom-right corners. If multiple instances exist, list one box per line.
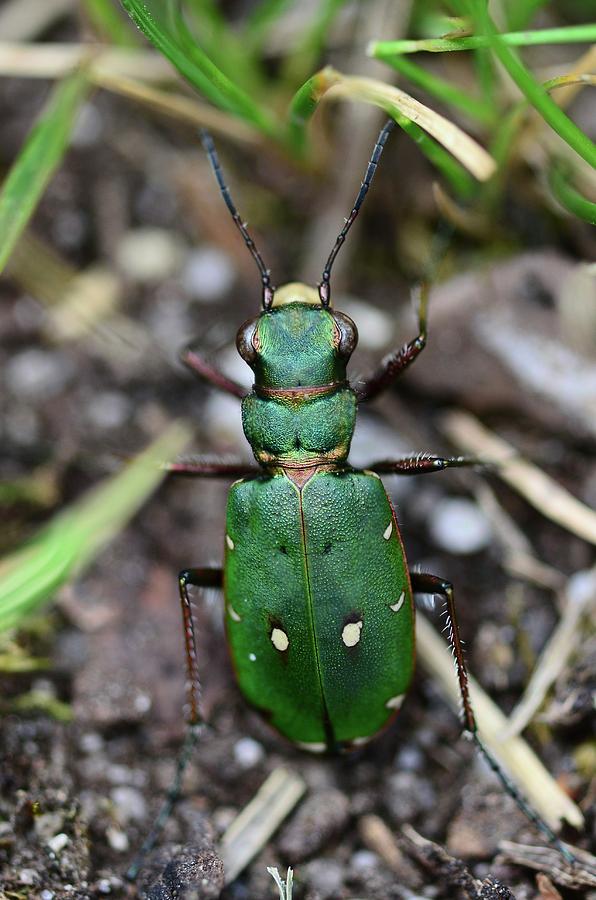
left=548, top=162, right=596, bottom=224
left=288, top=68, right=338, bottom=155
left=370, top=47, right=495, bottom=126
left=0, top=424, right=190, bottom=633
left=505, top=0, right=550, bottom=32
left=81, top=0, right=139, bottom=45
left=472, top=10, right=596, bottom=170
left=182, top=0, right=266, bottom=99
left=0, top=70, right=89, bottom=276
left=245, top=0, right=293, bottom=48
left=370, top=24, right=596, bottom=54
left=281, top=0, right=350, bottom=88
left=120, top=0, right=280, bottom=139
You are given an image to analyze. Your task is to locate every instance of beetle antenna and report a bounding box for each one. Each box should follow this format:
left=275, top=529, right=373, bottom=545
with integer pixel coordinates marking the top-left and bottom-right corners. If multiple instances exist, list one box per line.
left=200, top=129, right=274, bottom=310
left=318, top=118, right=395, bottom=308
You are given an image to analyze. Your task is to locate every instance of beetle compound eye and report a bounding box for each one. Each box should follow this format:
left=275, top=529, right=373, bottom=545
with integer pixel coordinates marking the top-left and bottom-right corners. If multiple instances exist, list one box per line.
left=236, top=317, right=260, bottom=364
left=331, top=311, right=358, bottom=359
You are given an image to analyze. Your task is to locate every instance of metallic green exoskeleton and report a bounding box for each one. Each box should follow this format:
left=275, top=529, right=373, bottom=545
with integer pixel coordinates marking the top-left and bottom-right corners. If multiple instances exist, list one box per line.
left=147, top=123, right=577, bottom=879
left=224, top=285, right=414, bottom=751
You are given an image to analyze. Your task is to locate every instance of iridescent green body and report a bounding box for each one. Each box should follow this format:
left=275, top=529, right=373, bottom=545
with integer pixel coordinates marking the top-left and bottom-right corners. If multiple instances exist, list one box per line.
left=223, top=285, right=415, bottom=752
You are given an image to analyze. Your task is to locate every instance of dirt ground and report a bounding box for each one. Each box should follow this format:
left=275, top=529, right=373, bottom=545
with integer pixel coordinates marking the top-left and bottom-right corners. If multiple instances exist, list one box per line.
left=1, top=40, right=595, bottom=900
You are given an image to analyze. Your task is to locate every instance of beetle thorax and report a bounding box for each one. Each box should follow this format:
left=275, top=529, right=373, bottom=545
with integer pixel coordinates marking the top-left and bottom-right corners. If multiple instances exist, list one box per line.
left=237, top=284, right=358, bottom=470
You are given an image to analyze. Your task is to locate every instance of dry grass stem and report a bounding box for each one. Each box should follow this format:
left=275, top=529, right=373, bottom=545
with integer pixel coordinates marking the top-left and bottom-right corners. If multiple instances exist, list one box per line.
left=324, top=71, right=497, bottom=180
left=432, top=182, right=497, bottom=239
left=416, top=614, right=584, bottom=830
left=92, top=72, right=259, bottom=144
left=503, top=566, right=596, bottom=737
left=358, top=814, right=412, bottom=873
left=0, top=0, right=74, bottom=42
left=473, top=483, right=565, bottom=592
left=440, top=410, right=596, bottom=546
left=220, top=767, right=306, bottom=885
left=499, top=841, right=596, bottom=889
left=0, top=42, right=172, bottom=81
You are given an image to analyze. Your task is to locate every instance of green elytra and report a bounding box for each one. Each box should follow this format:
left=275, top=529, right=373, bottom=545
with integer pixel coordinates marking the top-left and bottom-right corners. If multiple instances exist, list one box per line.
left=225, top=284, right=414, bottom=750
left=126, top=122, right=577, bottom=880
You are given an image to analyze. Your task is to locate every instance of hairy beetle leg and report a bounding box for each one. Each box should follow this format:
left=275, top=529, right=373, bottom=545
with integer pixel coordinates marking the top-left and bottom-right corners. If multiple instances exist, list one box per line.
left=356, top=282, right=429, bottom=403
left=181, top=347, right=246, bottom=399
left=165, top=458, right=259, bottom=478
left=126, top=567, right=223, bottom=882
left=411, top=572, right=577, bottom=867
left=368, top=455, right=482, bottom=476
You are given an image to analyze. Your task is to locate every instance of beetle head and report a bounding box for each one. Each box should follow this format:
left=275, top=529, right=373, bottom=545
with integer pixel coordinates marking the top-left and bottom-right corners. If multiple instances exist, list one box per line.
left=236, top=282, right=357, bottom=388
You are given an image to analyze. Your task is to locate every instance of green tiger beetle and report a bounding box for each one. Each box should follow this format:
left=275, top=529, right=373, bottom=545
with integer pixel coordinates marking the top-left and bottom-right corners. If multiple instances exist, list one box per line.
left=128, top=120, right=576, bottom=879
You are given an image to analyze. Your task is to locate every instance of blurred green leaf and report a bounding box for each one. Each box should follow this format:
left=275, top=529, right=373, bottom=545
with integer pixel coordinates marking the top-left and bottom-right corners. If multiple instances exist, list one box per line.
left=0, top=424, right=190, bottom=633
left=281, top=0, right=350, bottom=88
left=370, top=49, right=495, bottom=126
left=0, top=70, right=89, bottom=276
left=120, top=0, right=281, bottom=139
left=549, top=162, right=596, bottom=224
left=469, top=9, right=596, bottom=170
left=370, top=24, right=596, bottom=54
left=82, top=0, right=138, bottom=45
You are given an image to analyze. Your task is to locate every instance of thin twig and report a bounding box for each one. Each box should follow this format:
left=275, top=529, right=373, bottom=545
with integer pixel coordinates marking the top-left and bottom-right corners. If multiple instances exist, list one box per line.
left=503, top=566, right=596, bottom=738
left=220, top=767, right=306, bottom=885
left=473, top=482, right=565, bottom=592
left=440, top=410, right=596, bottom=546
left=416, top=614, right=584, bottom=830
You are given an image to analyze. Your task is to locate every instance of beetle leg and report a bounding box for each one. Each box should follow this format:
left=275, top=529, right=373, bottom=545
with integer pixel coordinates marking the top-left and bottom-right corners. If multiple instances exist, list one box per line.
left=181, top=346, right=247, bottom=398
left=164, top=457, right=259, bottom=478
left=410, top=572, right=577, bottom=866
left=367, top=454, right=483, bottom=476
left=127, top=567, right=223, bottom=882
left=355, top=282, right=428, bottom=402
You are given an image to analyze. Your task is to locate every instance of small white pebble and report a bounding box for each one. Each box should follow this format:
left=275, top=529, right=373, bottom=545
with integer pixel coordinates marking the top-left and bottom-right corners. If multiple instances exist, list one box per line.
left=115, top=228, right=184, bottom=282
left=351, top=849, right=379, bottom=871
left=110, top=786, right=147, bottom=824
left=41, top=890, right=55, bottom=900
left=86, top=392, right=132, bottom=430
left=71, top=103, right=103, bottom=147
left=341, top=297, right=395, bottom=350
left=106, top=826, right=129, bottom=853
left=428, top=497, right=492, bottom=555
left=47, top=833, right=69, bottom=854
left=80, top=732, right=104, bottom=754
left=233, top=737, right=265, bottom=769
left=7, top=349, right=73, bottom=399
left=133, top=692, right=152, bottom=714
left=182, top=246, right=235, bottom=302
left=19, top=869, right=37, bottom=885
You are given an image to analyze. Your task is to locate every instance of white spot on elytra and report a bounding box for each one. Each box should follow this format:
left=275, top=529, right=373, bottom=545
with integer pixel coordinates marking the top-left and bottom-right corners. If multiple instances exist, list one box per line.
left=350, top=735, right=374, bottom=747
left=385, top=693, right=405, bottom=710
left=271, top=627, right=289, bottom=652
left=390, top=592, right=405, bottom=613
left=226, top=534, right=235, bottom=550
left=248, top=653, right=256, bottom=662
left=228, top=604, right=241, bottom=622
left=296, top=741, right=327, bottom=753
left=383, top=521, right=393, bottom=540
left=342, top=620, right=363, bottom=647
